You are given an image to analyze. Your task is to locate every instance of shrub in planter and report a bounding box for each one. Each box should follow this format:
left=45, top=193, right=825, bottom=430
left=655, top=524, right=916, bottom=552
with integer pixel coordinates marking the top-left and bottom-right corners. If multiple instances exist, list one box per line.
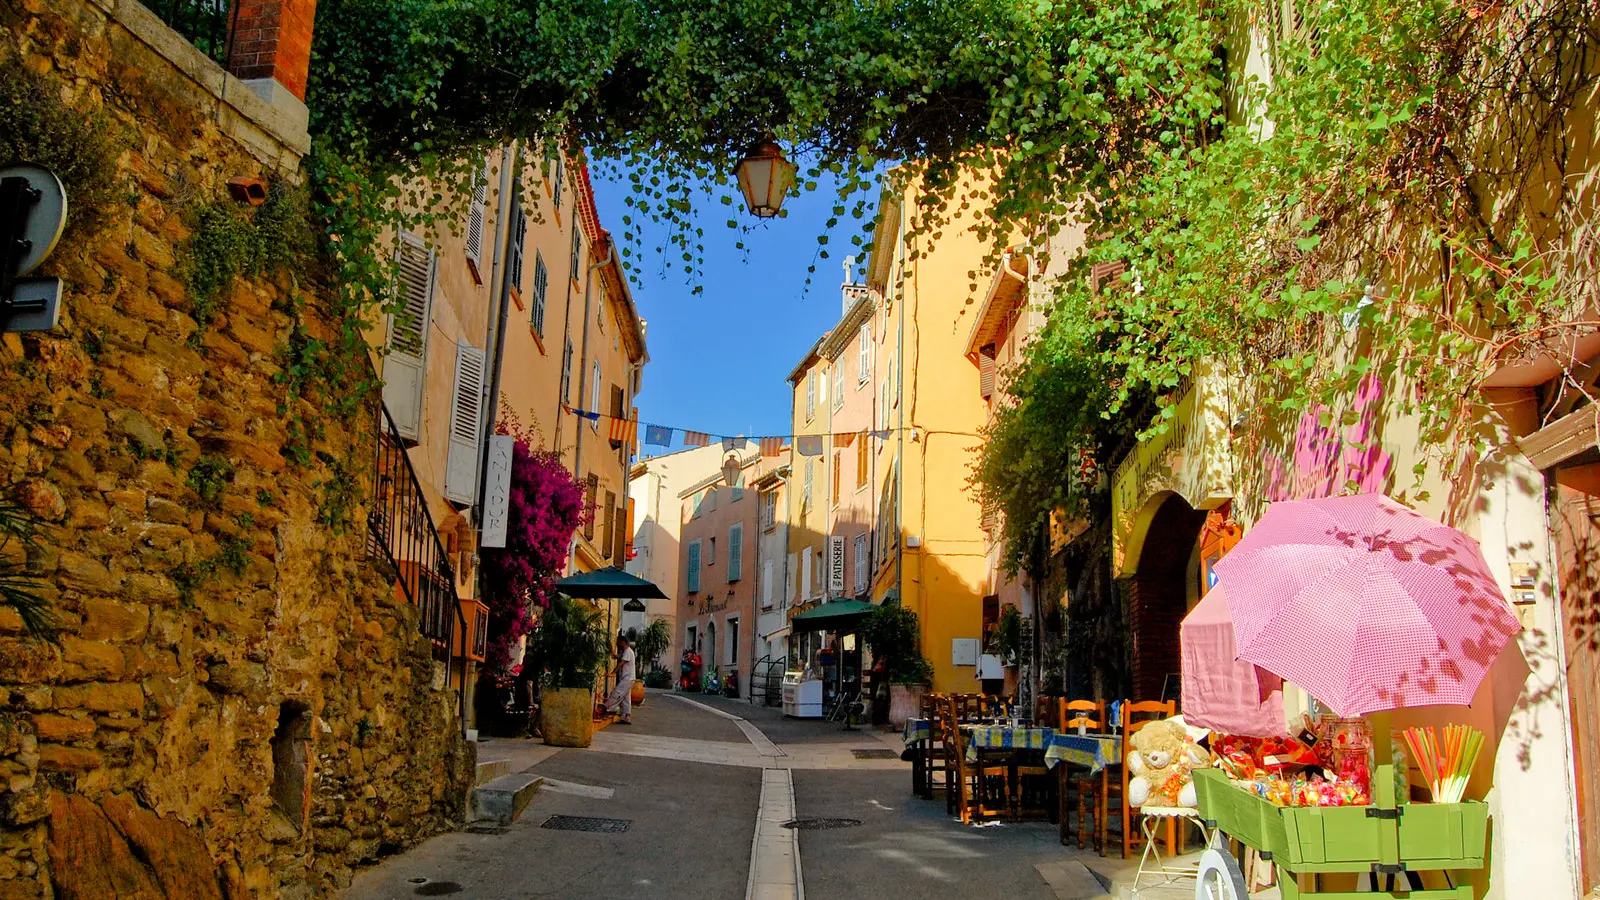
left=643, top=668, right=673, bottom=689
left=864, top=599, right=935, bottom=726
left=524, top=594, right=610, bottom=747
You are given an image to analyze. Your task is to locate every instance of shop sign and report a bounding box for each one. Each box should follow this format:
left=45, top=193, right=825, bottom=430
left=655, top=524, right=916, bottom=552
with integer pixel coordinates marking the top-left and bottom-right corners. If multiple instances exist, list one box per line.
left=480, top=435, right=514, bottom=548
left=828, top=535, right=845, bottom=594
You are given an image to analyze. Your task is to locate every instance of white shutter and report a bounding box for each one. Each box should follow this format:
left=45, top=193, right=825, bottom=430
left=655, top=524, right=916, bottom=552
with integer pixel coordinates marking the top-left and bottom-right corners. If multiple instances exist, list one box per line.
left=465, top=158, right=488, bottom=280
left=853, top=534, right=868, bottom=593
left=858, top=326, right=870, bottom=383
left=444, top=341, right=486, bottom=505
left=800, top=551, right=811, bottom=603
left=384, top=233, right=434, bottom=443
left=762, top=559, right=774, bottom=608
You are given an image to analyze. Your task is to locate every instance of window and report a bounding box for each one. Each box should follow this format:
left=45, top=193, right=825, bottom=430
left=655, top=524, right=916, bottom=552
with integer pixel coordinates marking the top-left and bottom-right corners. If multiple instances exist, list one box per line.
left=761, top=490, right=777, bottom=530
left=803, top=460, right=814, bottom=509
left=704, top=489, right=716, bottom=513
left=609, top=383, right=625, bottom=449
left=590, top=361, right=601, bottom=429
left=692, top=491, right=704, bottom=518
left=727, top=523, right=743, bottom=582
left=548, top=148, right=565, bottom=210
left=853, top=534, right=869, bottom=594
left=600, top=491, right=616, bottom=558
left=507, top=189, right=527, bottom=293
left=978, top=343, right=997, bottom=400
left=569, top=223, right=583, bottom=283
left=444, top=341, right=486, bottom=505
left=856, top=435, right=868, bottom=488
left=383, top=233, right=436, bottom=442
left=831, top=452, right=841, bottom=507
left=583, top=474, right=598, bottom=541
left=805, top=371, right=816, bottom=420
left=762, top=559, right=774, bottom=608
left=888, top=352, right=897, bottom=407
left=858, top=325, right=870, bottom=384
left=530, top=251, right=548, bottom=336
left=726, top=617, right=739, bottom=667
left=833, top=363, right=844, bottom=410
left=813, top=549, right=824, bottom=596
left=707, top=536, right=717, bottom=566
left=465, top=157, right=488, bottom=282
left=561, top=339, right=573, bottom=404
left=687, top=540, right=702, bottom=593
left=877, top=379, right=889, bottom=430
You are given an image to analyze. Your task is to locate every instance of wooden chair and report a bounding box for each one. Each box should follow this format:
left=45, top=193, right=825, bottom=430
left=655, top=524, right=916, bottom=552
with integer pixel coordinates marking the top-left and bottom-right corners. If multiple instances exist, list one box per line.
left=1035, top=695, right=1061, bottom=729
left=1116, top=700, right=1177, bottom=860
left=951, top=693, right=985, bottom=723
left=917, top=693, right=949, bottom=799
left=941, top=697, right=1010, bottom=823
left=1055, top=699, right=1109, bottom=850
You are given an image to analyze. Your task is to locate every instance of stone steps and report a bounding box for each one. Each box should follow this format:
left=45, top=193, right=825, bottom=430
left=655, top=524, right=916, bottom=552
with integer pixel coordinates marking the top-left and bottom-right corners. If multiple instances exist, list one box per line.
left=475, top=757, right=513, bottom=786
left=470, top=773, right=543, bottom=826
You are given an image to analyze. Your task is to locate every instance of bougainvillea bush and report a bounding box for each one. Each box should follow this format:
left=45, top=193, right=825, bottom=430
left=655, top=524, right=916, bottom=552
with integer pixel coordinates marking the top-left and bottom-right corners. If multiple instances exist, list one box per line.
left=478, top=441, right=587, bottom=672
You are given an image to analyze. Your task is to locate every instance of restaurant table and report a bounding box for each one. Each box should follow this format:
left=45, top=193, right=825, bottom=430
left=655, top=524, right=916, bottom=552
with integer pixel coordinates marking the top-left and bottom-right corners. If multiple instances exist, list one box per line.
left=963, top=724, right=1055, bottom=760
left=1044, top=733, right=1121, bottom=774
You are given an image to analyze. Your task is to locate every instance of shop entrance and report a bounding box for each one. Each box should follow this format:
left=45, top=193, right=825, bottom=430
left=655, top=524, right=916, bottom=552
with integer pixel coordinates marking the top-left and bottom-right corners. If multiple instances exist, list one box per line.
left=1128, top=494, right=1208, bottom=701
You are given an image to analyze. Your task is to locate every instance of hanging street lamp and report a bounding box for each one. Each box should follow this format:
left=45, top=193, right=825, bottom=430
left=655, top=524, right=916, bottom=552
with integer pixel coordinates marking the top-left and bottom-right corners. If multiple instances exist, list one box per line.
left=722, top=453, right=743, bottom=489
left=735, top=138, right=797, bottom=218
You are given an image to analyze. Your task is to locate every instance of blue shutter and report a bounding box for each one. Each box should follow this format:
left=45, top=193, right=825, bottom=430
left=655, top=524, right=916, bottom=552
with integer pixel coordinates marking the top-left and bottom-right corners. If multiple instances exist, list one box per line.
left=727, top=524, right=743, bottom=582
left=531, top=251, right=548, bottom=335
left=687, top=541, right=701, bottom=593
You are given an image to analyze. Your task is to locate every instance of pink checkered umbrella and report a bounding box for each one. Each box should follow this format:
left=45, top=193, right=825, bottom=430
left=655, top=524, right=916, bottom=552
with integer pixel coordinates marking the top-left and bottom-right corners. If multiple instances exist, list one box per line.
left=1211, top=494, right=1520, bottom=717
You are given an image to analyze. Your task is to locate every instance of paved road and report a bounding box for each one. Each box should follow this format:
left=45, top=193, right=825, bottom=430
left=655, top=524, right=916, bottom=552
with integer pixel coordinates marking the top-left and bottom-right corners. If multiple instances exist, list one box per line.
left=345, top=691, right=1130, bottom=900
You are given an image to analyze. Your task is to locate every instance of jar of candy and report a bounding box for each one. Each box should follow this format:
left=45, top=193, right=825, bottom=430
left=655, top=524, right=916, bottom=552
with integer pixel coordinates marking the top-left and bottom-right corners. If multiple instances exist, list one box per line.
left=1325, top=717, right=1372, bottom=797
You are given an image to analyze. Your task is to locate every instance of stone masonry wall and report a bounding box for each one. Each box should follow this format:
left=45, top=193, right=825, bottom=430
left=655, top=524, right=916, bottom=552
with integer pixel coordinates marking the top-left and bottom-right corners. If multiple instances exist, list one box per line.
left=1, top=0, right=474, bottom=896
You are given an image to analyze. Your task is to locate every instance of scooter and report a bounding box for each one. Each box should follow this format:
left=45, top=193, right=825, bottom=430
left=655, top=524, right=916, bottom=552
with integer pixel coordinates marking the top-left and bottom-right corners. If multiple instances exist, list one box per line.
left=703, top=668, right=722, bottom=695
left=722, top=669, right=739, bottom=698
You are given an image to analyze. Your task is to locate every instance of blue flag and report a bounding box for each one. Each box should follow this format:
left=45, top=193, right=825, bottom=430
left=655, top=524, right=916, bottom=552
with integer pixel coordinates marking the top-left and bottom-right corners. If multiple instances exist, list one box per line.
left=645, top=425, right=673, bottom=447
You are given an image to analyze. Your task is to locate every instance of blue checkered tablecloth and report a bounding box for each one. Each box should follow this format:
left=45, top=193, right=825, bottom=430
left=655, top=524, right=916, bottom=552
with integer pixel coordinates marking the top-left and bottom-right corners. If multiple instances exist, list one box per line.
left=963, top=725, right=1054, bottom=761
left=1044, top=733, right=1122, bottom=773
left=902, top=717, right=933, bottom=746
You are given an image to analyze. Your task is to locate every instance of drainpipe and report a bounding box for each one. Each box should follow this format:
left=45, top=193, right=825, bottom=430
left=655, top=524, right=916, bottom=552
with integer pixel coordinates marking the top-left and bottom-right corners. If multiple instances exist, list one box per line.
left=894, top=199, right=907, bottom=621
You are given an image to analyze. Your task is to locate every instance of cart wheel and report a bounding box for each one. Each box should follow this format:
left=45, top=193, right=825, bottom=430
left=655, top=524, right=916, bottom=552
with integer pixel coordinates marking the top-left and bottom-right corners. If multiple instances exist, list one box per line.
left=1194, top=833, right=1247, bottom=900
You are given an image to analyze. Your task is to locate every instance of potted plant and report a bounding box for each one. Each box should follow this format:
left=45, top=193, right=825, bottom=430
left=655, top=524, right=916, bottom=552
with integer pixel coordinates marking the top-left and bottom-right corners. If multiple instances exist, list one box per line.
left=864, top=599, right=935, bottom=728
left=632, top=618, right=672, bottom=705
left=524, top=594, right=611, bottom=747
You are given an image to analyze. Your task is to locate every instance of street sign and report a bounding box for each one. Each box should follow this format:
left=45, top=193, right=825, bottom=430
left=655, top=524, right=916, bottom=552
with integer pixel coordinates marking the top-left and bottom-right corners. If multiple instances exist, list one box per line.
left=480, top=435, right=514, bottom=548
left=3, top=278, right=60, bottom=333
left=0, top=165, right=66, bottom=276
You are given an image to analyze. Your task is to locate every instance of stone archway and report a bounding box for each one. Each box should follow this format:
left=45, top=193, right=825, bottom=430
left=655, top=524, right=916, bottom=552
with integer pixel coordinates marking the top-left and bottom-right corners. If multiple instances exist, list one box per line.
left=1128, top=494, right=1208, bottom=701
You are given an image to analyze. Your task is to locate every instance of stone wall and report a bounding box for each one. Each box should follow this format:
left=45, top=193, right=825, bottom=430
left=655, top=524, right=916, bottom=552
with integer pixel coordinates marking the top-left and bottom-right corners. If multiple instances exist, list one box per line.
left=1, top=0, right=474, bottom=895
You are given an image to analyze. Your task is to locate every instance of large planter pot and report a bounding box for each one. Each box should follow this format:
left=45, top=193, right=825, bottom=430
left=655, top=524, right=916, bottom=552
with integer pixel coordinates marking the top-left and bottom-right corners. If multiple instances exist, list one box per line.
left=630, top=680, right=646, bottom=706
left=888, top=683, right=930, bottom=728
left=542, top=686, right=595, bottom=748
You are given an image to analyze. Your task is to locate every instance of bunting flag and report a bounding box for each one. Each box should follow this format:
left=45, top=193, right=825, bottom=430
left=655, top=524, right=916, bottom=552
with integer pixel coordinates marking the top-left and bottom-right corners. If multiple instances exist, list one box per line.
left=684, top=431, right=710, bottom=448
left=609, top=414, right=638, bottom=445
left=566, top=405, right=601, bottom=422
left=795, top=435, right=824, bottom=457
left=870, top=429, right=892, bottom=440
left=834, top=432, right=856, bottom=448
left=759, top=437, right=784, bottom=457
left=722, top=436, right=748, bottom=452
left=645, top=425, right=673, bottom=447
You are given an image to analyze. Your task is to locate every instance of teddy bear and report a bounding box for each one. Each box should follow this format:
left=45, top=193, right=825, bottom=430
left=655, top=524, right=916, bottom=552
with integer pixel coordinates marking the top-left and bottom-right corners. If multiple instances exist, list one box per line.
left=1127, top=717, right=1211, bottom=809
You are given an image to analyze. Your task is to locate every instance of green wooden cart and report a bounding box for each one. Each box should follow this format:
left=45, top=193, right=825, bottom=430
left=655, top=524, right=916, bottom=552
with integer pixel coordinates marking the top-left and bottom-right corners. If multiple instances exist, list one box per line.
left=1192, top=766, right=1488, bottom=900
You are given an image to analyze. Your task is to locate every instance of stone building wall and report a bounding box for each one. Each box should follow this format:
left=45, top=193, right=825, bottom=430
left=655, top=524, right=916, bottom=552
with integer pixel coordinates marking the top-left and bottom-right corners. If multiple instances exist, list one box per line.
left=1, top=0, right=474, bottom=896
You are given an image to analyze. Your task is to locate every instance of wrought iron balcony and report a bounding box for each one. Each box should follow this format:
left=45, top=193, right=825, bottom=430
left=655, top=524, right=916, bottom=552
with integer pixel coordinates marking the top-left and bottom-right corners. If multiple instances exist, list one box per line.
left=367, top=400, right=457, bottom=646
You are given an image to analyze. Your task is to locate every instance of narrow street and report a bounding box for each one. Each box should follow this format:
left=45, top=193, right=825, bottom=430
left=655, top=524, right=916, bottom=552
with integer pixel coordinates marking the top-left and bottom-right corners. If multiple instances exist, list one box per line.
left=344, top=695, right=1128, bottom=900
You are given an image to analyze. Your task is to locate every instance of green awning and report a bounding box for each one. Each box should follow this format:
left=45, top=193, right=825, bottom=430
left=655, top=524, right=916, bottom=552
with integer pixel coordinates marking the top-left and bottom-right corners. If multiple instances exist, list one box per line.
left=556, top=566, right=668, bottom=600
left=790, top=599, right=875, bottom=631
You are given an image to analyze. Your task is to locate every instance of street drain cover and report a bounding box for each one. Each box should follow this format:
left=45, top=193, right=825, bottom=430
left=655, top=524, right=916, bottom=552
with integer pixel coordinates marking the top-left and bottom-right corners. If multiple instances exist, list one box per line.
left=852, top=749, right=898, bottom=760
left=781, top=818, right=862, bottom=830
left=541, top=815, right=632, bottom=834
left=413, top=882, right=463, bottom=896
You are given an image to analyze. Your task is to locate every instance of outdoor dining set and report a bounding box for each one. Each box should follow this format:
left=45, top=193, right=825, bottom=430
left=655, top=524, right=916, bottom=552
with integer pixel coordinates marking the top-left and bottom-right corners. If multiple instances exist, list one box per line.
left=901, top=693, right=1191, bottom=860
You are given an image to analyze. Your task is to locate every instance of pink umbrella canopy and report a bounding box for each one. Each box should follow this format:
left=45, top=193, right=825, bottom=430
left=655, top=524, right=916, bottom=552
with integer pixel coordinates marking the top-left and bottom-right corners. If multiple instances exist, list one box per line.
left=1212, top=494, right=1521, bottom=717
left=1180, top=586, right=1287, bottom=737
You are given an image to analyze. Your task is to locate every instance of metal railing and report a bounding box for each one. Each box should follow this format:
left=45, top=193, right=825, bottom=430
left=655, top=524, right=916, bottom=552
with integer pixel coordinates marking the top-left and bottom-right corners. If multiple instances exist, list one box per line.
left=367, top=401, right=457, bottom=645
left=145, top=0, right=233, bottom=65
left=752, top=654, right=787, bottom=707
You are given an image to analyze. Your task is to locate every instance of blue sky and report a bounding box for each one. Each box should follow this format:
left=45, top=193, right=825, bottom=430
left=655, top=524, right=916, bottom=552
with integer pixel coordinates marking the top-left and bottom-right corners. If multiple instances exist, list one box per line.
left=592, top=173, right=874, bottom=458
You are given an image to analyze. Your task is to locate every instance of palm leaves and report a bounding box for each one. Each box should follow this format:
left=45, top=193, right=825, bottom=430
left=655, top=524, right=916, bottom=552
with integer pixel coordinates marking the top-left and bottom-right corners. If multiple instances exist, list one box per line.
left=0, top=499, right=56, bottom=642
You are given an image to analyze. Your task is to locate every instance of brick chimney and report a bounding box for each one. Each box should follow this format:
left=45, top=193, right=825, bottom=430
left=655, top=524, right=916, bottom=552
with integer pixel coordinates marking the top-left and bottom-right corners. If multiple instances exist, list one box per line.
left=227, top=0, right=318, bottom=106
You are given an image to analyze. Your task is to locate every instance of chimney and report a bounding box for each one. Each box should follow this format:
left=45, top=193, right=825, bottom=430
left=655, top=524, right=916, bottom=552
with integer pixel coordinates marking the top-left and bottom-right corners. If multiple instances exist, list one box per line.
left=841, top=255, right=857, bottom=318
left=227, top=0, right=318, bottom=108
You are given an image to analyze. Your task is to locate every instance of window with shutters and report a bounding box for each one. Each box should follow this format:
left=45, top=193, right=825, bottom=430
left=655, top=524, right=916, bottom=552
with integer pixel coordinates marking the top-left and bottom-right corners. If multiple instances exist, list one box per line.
left=613, top=502, right=628, bottom=562
left=507, top=186, right=527, bottom=294
left=856, top=435, right=868, bottom=488
left=831, top=452, right=841, bottom=507
left=877, top=379, right=889, bottom=430
left=600, top=492, right=615, bottom=558
left=609, top=384, right=625, bottom=449
left=858, top=325, right=870, bottom=385
left=803, top=460, right=814, bottom=510
left=444, top=341, right=487, bottom=505
left=569, top=224, right=582, bottom=284
left=383, top=233, right=435, bottom=443
left=833, top=363, right=844, bottom=410
left=726, top=617, right=739, bottom=667
left=687, top=540, right=702, bottom=593
left=761, top=490, right=776, bottom=530
left=853, top=534, right=868, bottom=594
left=465, top=158, right=488, bottom=282
left=978, top=343, right=997, bottom=400
left=762, top=559, right=774, bottom=608
left=583, top=474, right=598, bottom=541
left=1090, top=260, right=1128, bottom=293
left=888, top=352, right=897, bottom=407
left=804, top=371, right=816, bottom=420
left=531, top=251, right=548, bottom=336
left=707, top=536, right=716, bottom=566
left=548, top=149, right=564, bottom=210
left=590, top=362, right=601, bottom=430
left=561, top=339, right=574, bottom=404
left=727, top=523, right=743, bottom=582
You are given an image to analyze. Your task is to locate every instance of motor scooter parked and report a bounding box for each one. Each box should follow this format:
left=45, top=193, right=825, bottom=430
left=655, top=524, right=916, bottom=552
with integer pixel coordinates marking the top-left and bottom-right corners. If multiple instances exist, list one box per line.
left=702, top=667, right=722, bottom=695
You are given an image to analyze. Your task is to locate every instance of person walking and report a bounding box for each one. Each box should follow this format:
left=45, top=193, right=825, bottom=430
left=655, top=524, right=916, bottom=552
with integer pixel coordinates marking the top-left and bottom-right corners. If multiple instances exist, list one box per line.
left=605, top=634, right=636, bottom=724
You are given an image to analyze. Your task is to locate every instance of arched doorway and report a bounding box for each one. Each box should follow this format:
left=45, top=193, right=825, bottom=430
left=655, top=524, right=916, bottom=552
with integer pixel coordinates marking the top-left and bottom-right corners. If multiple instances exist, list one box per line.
left=1128, top=494, right=1208, bottom=700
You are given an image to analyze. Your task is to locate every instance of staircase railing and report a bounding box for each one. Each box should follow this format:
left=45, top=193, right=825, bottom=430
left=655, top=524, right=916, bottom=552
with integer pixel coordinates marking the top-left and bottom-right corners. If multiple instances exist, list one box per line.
left=366, top=400, right=461, bottom=647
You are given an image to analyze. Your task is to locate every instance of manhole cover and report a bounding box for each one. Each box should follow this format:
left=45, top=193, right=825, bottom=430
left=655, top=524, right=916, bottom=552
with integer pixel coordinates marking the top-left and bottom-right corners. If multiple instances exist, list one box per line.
left=413, top=883, right=463, bottom=896
left=781, top=818, right=862, bottom=830
left=541, top=815, right=632, bottom=834
left=851, top=749, right=898, bottom=760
